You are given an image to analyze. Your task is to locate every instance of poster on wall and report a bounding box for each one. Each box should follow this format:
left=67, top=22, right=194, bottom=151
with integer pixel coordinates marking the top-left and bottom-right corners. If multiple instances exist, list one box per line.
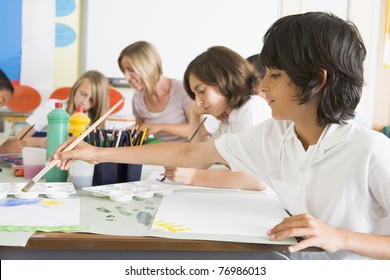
left=385, top=0, right=390, bottom=67
left=0, top=0, right=22, bottom=81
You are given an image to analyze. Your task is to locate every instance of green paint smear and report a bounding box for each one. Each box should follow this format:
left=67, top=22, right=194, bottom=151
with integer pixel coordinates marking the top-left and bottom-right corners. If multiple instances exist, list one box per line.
left=0, top=225, right=80, bottom=232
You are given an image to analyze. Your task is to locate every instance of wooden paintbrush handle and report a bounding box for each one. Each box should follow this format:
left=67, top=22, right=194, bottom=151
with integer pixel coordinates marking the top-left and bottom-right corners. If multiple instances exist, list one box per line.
left=30, top=98, right=125, bottom=182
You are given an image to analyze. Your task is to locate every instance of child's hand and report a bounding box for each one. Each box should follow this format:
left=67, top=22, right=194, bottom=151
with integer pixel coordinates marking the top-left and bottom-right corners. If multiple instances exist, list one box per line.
left=163, top=166, right=197, bottom=185
left=0, top=138, right=24, bottom=154
left=53, top=138, right=100, bottom=170
left=268, top=213, right=346, bottom=253
left=137, top=123, right=158, bottom=135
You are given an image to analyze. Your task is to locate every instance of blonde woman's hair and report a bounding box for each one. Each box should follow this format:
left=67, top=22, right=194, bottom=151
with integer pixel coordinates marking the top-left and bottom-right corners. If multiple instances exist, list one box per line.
left=118, top=41, right=162, bottom=94
left=66, top=70, right=110, bottom=127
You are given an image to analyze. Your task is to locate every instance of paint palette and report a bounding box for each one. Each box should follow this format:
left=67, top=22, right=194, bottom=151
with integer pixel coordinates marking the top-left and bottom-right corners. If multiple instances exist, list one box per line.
left=82, top=181, right=181, bottom=201
left=0, top=182, right=76, bottom=199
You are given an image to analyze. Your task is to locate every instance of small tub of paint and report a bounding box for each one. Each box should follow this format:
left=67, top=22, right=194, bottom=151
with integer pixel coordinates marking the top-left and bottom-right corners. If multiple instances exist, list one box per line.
left=15, top=192, right=39, bottom=199
left=90, top=186, right=113, bottom=197
left=45, top=192, right=69, bottom=199
left=109, top=190, right=133, bottom=202
left=134, top=192, right=154, bottom=199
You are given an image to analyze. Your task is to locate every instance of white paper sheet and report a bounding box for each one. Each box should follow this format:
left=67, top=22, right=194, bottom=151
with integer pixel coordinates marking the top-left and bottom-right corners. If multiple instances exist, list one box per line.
left=152, top=191, right=288, bottom=237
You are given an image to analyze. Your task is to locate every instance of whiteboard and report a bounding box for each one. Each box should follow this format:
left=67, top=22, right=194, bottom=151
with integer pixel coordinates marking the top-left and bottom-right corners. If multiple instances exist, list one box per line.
left=81, top=0, right=281, bottom=80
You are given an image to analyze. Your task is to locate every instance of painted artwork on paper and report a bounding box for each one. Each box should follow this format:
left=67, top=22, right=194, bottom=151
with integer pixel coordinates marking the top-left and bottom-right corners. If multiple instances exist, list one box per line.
left=0, top=198, right=80, bottom=232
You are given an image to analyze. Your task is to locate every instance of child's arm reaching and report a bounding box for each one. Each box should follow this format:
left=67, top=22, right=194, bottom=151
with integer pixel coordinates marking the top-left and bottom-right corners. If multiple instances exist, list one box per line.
left=53, top=137, right=226, bottom=171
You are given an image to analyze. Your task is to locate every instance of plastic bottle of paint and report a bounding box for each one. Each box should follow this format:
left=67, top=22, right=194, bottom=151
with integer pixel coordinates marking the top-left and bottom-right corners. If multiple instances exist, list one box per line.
left=68, top=106, right=91, bottom=137
left=45, top=102, right=70, bottom=182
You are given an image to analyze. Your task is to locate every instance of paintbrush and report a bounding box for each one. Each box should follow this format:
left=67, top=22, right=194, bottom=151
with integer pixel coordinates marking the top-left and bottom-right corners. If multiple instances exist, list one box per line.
left=158, top=116, right=208, bottom=182
left=19, top=124, right=35, bottom=140
left=188, top=117, right=208, bottom=142
left=21, top=98, right=125, bottom=192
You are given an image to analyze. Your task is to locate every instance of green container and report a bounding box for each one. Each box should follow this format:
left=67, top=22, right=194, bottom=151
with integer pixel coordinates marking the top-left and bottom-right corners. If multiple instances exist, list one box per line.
left=45, top=102, right=70, bottom=182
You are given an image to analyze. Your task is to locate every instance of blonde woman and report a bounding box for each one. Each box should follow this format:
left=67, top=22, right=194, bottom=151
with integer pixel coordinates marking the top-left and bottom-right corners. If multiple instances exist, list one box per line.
left=16, top=70, right=110, bottom=147
left=118, top=41, right=193, bottom=142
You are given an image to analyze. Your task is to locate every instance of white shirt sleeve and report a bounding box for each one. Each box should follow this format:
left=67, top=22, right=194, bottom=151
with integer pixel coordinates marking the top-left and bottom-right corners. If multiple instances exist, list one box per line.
left=26, top=99, right=67, bottom=132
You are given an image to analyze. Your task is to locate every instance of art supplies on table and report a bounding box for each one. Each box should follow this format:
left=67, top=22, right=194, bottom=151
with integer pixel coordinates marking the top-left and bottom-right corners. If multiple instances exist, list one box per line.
left=0, top=153, right=23, bottom=166
left=83, top=181, right=182, bottom=202
left=20, top=98, right=125, bottom=192
left=45, top=102, right=69, bottom=182
left=73, top=186, right=295, bottom=246
left=0, top=182, right=76, bottom=199
left=85, top=127, right=149, bottom=147
left=11, top=164, right=24, bottom=176
left=68, top=106, right=90, bottom=137
left=86, top=127, right=151, bottom=186
left=92, top=162, right=143, bottom=186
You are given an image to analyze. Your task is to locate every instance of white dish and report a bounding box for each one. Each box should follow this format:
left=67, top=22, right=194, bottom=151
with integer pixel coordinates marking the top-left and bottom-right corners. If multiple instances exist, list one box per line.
left=45, top=192, right=70, bottom=199
left=82, top=181, right=182, bottom=200
left=109, top=190, right=133, bottom=202
left=92, top=192, right=108, bottom=197
left=134, top=192, right=154, bottom=199
left=14, top=192, right=39, bottom=199
left=0, top=182, right=76, bottom=199
left=0, top=192, right=8, bottom=199
left=90, top=186, right=115, bottom=197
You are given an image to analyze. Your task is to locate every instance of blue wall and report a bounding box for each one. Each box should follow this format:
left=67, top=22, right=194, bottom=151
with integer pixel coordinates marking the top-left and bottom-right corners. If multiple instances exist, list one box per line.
left=0, top=0, right=22, bottom=81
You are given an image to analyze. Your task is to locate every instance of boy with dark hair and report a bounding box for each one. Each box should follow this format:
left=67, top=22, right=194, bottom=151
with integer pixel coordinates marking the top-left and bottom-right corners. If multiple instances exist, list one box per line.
left=0, top=70, right=24, bottom=154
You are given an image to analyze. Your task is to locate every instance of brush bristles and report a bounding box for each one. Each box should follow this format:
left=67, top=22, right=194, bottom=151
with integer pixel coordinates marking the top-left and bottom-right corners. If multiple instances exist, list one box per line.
left=21, top=180, right=36, bottom=192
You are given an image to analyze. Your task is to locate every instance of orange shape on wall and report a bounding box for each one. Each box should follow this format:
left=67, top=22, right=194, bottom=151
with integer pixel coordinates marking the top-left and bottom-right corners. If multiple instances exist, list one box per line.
left=7, top=84, right=41, bottom=113
left=49, top=87, right=71, bottom=100
left=109, top=88, right=124, bottom=115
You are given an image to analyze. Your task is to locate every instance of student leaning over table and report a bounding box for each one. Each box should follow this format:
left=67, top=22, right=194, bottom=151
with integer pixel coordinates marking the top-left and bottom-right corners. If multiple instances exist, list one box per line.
left=163, top=46, right=271, bottom=191
left=0, top=69, right=24, bottom=154
left=118, top=41, right=193, bottom=142
left=15, top=70, right=110, bottom=148
left=53, top=12, right=390, bottom=260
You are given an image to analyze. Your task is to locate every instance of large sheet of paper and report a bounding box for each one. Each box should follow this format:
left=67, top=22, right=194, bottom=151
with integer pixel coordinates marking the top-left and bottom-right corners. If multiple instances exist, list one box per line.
left=151, top=191, right=288, bottom=237
left=75, top=188, right=294, bottom=245
left=0, top=198, right=80, bottom=232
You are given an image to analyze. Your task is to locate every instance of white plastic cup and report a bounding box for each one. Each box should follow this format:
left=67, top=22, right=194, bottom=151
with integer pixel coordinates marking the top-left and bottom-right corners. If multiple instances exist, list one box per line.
left=22, top=147, right=46, bottom=179
left=69, top=160, right=95, bottom=190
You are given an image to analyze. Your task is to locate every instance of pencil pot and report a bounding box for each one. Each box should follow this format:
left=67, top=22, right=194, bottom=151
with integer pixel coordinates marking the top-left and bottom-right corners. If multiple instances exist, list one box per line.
left=92, top=162, right=142, bottom=186
left=117, top=163, right=142, bottom=183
